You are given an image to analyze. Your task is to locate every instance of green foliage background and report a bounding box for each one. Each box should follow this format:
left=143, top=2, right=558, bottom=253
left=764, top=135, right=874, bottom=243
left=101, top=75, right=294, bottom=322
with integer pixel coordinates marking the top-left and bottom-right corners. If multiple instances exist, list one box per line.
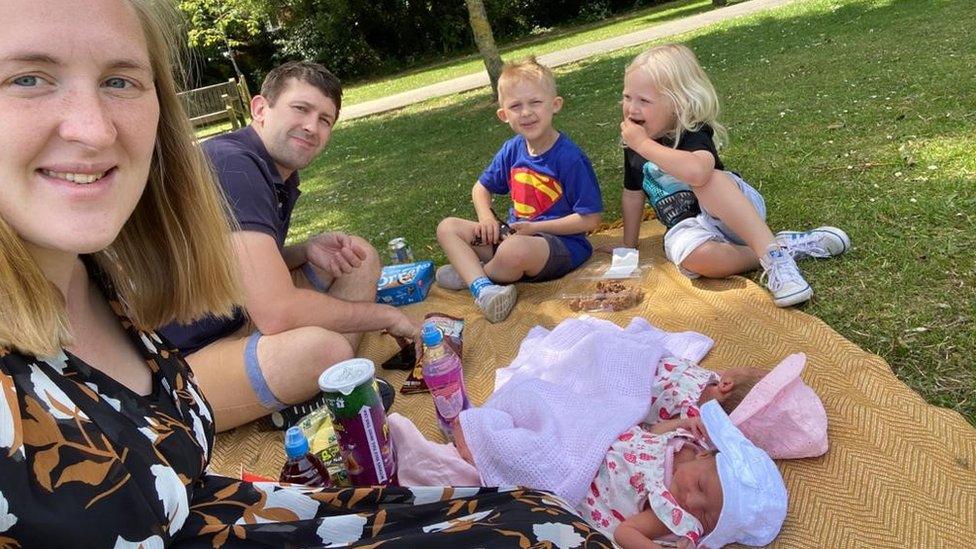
left=179, top=0, right=678, bottom=85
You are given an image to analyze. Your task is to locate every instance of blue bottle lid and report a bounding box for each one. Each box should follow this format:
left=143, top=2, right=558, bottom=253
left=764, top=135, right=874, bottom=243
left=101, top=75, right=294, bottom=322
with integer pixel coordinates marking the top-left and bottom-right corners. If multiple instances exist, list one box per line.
left=283, top=426, right=310, bottom=459
left=421, top=323, right=443, bottom=347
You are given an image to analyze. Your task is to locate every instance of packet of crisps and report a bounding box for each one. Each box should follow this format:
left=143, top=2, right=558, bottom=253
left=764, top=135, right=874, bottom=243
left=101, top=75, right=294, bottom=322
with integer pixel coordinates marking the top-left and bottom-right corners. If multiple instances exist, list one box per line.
left=297, top=405, right=349, bottom=487
left=400, top=312, right=464, bottom=395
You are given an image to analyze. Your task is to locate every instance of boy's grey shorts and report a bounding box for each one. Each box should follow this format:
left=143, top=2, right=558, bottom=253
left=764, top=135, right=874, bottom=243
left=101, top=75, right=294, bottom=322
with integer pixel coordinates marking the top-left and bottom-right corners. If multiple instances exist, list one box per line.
left=520, top=233, right=575, bottom=283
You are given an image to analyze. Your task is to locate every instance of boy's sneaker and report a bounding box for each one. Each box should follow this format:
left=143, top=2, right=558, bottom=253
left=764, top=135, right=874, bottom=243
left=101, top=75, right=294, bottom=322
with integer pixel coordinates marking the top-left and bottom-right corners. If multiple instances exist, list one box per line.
left=475, top=284, right=518, bottom=323
left=760, top=246, right=813, bottom=307
left=775, top=227, right=850, bottom=261
left=270, top=378, right=395, bottom=430
left=435, top=265, right=466, bottom=290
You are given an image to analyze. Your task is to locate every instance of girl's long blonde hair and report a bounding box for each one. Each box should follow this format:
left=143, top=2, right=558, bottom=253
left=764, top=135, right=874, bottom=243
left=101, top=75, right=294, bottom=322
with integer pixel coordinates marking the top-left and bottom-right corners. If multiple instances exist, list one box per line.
left=626, top=43, right=728, bottom=149
left=0, top=0, right=240, bottom=357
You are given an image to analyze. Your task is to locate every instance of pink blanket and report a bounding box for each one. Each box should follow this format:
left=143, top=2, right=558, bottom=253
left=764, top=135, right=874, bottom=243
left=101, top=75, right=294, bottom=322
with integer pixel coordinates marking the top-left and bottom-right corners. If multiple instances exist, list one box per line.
left=388, top=413, right=481, bottom=486
left=458, top=317, right=712, bottom=505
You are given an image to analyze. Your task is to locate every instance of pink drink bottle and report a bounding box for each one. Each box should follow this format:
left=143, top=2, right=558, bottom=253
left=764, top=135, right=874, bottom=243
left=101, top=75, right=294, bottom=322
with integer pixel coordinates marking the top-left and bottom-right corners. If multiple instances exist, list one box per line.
left=421, top=322, right=470, bottom=439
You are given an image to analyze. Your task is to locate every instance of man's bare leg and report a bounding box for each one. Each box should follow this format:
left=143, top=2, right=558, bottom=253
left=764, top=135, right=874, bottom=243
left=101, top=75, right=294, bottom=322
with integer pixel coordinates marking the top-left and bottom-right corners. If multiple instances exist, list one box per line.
left=189, top=325, right=353, bottom=432
left=296, top=235, right=382, bottom=352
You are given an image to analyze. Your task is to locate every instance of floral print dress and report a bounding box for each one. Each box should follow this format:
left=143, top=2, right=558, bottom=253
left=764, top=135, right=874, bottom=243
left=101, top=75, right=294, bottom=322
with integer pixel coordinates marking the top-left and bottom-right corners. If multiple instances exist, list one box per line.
left=580, top=427, right=704, bottom=546
left=0, top=271, right=610, bottom=548
left=645, top=356, right=718, bottom=424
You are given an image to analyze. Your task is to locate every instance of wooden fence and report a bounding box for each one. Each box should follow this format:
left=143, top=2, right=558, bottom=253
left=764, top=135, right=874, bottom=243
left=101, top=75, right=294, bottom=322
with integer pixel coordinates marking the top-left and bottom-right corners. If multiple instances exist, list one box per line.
left=178, top=76, right=252, bottom=134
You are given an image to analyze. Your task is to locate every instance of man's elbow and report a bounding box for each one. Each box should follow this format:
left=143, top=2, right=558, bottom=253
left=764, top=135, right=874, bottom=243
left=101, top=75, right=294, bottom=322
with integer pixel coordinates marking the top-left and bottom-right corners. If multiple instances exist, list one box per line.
left=246, top=302, right=297, bottom=335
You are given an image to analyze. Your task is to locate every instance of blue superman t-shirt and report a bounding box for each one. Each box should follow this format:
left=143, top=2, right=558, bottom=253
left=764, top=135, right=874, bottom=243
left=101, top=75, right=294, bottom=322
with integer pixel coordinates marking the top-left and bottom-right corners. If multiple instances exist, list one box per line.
left=478, top=133, right=603, bottom=269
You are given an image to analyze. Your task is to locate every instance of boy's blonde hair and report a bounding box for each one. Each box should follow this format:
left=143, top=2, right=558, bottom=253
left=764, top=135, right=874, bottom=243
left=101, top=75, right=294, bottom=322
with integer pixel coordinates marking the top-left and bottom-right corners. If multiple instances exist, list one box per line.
left=626, top=43, right=728, bottom=149
left=0, top=0, right=240, bottom=357
left=498, top=56, right=558, bottom=99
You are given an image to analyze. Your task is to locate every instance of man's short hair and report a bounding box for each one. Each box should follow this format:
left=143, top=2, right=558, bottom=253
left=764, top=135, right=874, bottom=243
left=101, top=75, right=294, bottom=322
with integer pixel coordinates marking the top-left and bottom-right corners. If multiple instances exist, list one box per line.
left=260, top=61, right=343, bottom=113
left=497, top=56, right=558, bottom=99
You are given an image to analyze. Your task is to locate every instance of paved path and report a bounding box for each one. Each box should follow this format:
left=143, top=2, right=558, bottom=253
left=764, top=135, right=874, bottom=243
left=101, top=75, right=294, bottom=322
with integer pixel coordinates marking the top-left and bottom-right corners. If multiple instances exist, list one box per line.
left=341, top=0, right=797, bottom=121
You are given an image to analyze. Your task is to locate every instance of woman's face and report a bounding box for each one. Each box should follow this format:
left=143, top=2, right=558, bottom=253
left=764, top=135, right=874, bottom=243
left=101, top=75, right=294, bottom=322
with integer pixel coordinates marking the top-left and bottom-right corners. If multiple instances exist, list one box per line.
left=0, top=0, right=159, bottom=257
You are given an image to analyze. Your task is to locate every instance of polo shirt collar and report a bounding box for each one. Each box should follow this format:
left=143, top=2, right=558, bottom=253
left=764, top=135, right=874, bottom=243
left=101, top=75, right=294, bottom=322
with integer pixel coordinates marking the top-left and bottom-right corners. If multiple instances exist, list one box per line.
left=240, top=125, right=300, bottom=188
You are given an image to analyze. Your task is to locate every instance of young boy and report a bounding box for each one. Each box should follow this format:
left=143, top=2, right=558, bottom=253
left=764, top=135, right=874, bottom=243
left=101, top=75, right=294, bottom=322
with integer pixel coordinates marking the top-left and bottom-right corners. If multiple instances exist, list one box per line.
left=436, top=57, right=604, bottom=322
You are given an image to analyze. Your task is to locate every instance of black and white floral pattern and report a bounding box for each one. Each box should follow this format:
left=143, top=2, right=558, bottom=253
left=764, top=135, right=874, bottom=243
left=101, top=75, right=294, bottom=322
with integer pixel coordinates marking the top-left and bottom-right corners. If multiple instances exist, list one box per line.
left=0, top=267, right=611, bottom=548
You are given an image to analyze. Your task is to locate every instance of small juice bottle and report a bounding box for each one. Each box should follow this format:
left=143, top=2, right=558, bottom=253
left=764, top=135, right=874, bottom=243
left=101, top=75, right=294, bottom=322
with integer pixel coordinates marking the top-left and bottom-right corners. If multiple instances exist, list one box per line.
left=421, top=323, right=470, bottom=440
left=279, top=426, right=332, bottom=487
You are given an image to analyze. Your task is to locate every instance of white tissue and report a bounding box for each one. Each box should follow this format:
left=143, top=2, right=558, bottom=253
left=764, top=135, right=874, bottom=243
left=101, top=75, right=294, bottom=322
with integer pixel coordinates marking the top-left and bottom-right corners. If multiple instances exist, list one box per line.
left=603, top=248, right=639, bottom=278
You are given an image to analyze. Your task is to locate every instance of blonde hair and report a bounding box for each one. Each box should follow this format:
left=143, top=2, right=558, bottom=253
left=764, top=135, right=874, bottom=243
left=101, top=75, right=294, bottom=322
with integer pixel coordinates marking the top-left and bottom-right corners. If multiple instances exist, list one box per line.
left=626, top=43, right=728, bottom=149
left=498, top=56, right=558, bottom=100
left=0, top=0, right=240, bottom=357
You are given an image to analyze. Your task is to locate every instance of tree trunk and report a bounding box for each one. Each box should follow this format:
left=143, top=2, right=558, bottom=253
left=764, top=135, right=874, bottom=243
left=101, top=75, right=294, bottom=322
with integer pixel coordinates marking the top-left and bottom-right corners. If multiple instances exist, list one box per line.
left=465, top=0, right=503, bottom=99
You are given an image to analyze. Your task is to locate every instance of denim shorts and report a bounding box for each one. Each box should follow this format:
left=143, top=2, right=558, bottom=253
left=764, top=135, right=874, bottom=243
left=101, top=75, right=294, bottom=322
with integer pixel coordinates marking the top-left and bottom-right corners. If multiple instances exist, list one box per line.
left=663, top=171, right=766, bottom=278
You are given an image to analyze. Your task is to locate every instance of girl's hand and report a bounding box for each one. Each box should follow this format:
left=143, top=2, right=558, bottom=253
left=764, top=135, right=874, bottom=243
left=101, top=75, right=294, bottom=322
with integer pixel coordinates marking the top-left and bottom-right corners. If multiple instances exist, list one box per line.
left=676, top=537, right=696, bottom=549
left=621, top=118, right=651, bottom=150
left=595, top=242, right=621, bottom=254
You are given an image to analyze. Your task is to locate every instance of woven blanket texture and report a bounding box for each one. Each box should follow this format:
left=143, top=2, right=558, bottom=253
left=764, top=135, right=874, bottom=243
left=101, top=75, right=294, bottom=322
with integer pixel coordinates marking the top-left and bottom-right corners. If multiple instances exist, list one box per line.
left=210, top=221, right=976, bottom=548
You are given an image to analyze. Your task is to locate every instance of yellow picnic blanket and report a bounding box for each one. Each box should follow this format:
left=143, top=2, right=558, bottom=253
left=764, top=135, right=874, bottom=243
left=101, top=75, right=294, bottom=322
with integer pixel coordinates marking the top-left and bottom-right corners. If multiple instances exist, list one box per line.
left=210, top=221, right=976, bottom=547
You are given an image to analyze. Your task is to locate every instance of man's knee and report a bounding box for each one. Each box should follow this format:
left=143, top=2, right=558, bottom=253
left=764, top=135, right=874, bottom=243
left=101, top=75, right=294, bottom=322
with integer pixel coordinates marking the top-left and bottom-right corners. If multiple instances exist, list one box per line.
left=301, top=326, right=355, bottom=367
left=261, top=326, right=354, bottom=373
left=344, top=234, right=380, bottom=273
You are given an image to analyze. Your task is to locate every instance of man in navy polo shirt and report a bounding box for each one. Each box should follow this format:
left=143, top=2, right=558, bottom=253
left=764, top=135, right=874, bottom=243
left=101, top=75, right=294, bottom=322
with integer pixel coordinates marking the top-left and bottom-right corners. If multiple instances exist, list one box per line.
left=160, top=62, right=418, bottom=431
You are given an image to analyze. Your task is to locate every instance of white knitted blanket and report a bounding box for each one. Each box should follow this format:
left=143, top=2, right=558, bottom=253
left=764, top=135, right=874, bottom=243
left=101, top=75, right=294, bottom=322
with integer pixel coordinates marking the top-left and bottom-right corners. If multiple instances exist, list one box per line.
left=458, top=316, right=713, bottom=506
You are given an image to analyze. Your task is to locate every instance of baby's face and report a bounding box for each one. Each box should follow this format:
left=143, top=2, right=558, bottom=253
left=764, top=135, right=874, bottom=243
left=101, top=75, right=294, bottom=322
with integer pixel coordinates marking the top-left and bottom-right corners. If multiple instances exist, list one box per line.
left=669, top=449, right=723, bottom=534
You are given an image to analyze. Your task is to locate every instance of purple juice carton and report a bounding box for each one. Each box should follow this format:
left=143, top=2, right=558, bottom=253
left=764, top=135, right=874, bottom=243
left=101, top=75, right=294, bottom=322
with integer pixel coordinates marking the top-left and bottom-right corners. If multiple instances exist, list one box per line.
left=376, top=260, right=434, bottom=306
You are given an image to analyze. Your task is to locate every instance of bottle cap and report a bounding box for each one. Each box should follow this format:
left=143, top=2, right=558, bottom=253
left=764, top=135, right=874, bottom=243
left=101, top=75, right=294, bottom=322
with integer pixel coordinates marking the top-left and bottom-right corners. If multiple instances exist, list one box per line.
left=283, top=426, right=310, bottom=459
left=421, top=323, right=443, bottom=347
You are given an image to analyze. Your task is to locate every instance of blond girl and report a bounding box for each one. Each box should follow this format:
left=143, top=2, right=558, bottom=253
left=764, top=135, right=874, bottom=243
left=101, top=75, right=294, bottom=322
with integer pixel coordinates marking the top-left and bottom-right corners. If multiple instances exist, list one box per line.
left=613, top=44, right=849, bottom=306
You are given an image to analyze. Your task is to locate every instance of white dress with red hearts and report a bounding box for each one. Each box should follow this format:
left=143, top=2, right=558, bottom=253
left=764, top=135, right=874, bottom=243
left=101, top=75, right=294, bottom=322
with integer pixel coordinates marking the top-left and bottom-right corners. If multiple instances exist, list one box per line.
left=645, top=356, right=719, bottom=424
left=579, top=426, right=704, bottom=545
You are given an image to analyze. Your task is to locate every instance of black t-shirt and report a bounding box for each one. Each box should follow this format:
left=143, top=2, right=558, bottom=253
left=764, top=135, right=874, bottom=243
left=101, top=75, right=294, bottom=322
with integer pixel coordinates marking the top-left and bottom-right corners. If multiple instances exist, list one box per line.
left=623, top=125, right=724, bottom=191
left=622, top=125, right=723, bottom=229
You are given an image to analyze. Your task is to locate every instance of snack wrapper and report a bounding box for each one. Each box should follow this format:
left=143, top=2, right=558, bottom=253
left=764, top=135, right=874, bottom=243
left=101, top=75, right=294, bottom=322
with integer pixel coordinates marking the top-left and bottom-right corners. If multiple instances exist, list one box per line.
left=297, top=406, right=349, bottom=486
left=400, top=312, right=464, bottom=395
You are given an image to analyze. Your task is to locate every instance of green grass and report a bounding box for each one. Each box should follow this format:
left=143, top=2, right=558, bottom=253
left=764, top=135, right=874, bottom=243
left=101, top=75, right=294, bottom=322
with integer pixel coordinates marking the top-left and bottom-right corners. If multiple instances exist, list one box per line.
left=342, top=0, right=719, bottom=105
left=290, top=0, right=976, bottom=423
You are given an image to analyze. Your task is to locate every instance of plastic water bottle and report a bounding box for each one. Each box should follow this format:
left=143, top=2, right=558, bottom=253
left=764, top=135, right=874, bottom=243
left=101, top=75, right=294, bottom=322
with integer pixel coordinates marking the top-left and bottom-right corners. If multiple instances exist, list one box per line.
left=279, top=426, right=332, bottom=487
left=421, top=323, right=470, bottom=440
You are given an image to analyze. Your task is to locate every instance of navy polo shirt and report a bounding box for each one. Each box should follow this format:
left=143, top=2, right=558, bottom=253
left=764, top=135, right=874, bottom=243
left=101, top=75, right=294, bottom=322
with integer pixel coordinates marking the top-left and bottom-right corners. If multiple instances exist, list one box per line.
left=158, top=126, right=302, bottom=355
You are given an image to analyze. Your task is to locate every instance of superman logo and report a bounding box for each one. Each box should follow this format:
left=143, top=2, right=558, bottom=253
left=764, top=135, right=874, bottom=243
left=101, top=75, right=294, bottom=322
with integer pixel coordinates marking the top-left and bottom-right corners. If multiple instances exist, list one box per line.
left=510, top=168, right=563, bottom=219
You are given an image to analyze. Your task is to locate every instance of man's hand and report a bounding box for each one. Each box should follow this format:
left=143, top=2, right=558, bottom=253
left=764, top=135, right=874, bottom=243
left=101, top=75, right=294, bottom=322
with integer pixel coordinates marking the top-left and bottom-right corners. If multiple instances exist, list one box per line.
left=385, top=307, right=420, bottom=340
left=306, top=232, right=368, bottom=278
left=508, top=221, right=536, bottom=236
left=620, top=118, right=651, bottom=150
